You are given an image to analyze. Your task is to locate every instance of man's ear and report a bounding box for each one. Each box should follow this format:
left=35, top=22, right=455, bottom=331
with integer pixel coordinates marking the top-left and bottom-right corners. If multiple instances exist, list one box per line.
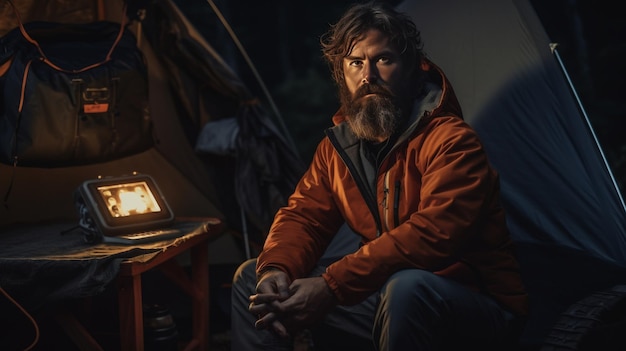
left=420, top=57, right=431, bottom=71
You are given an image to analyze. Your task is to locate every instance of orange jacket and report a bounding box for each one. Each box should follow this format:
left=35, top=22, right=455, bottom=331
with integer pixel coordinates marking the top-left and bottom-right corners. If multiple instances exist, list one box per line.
left=257, top=61, right=528, bottom=316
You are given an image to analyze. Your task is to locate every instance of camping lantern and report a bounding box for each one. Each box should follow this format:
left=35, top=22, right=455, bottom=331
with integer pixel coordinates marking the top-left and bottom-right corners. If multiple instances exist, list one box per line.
left=74, top=173, right=175, bottom=237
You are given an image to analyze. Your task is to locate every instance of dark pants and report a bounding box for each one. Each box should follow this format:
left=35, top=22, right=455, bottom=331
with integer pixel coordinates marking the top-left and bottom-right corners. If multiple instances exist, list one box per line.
left=231, top=258, right=520, bottom=351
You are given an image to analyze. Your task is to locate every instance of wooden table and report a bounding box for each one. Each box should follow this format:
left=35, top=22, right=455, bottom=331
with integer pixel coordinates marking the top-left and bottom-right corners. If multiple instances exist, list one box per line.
left=116, top=217, right=223, bottom=351
left=0, top=217, right=224, bottom=350
left=50, top=217, right=224, bottom=351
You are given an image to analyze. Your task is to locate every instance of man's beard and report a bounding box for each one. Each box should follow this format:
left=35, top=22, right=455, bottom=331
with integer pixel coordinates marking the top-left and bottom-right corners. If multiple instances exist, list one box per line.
left=340, top=83, right=403, bottom=142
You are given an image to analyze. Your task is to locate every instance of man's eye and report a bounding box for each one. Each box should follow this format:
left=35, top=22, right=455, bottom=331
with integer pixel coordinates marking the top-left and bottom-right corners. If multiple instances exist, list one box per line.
left=349, top=60, right=363, bottom=67
left=379, top=57, right=391, bottom=64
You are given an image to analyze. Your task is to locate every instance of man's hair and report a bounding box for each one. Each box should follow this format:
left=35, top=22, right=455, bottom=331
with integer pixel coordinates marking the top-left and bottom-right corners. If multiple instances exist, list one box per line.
left=320, top=1, right=424, bottom=85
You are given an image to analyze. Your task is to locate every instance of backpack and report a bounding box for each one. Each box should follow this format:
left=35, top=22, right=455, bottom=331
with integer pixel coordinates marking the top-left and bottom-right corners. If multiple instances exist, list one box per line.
left=0, top=5, right=153, bottom=167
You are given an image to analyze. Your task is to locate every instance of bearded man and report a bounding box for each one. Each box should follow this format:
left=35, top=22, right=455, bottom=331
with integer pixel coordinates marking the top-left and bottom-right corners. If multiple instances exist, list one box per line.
left=230, top=2, right=528, bottom=350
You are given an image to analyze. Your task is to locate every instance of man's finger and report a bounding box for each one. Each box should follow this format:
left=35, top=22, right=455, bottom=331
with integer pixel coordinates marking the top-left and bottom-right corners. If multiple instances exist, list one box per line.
left=250, top=293, right=280, bottom=304
left=254, top=314, right=289, bottom=338
left=270, top=320, right=289, bottom=338
left=254, top=311, right=277, bottom=329
left=249, top=302, right=273, bottom=315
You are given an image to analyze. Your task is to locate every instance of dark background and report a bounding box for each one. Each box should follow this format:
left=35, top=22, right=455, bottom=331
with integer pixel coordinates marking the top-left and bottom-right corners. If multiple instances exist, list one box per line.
left=176, top=0, right=626, bottom=198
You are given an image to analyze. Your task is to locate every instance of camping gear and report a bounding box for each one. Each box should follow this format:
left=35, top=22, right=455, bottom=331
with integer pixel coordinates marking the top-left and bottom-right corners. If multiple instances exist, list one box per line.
left=0, top=0, right=305, bottom=246
left=0, top=1, right=306, bottom=349
left=0, top=2, right=153, bottom=167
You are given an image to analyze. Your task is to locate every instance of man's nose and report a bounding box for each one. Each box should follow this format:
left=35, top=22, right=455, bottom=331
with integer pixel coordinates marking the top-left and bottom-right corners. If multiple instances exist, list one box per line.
left=361, top=62, right=378, bottom=84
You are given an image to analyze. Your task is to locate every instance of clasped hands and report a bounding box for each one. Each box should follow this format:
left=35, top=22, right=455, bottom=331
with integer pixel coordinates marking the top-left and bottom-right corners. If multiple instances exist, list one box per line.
left=249, top=269, right=337, bottom=338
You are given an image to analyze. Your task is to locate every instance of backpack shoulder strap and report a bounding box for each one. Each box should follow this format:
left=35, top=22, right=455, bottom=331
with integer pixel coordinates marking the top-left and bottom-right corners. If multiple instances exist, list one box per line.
left=6, top=0, right=128, bottom=73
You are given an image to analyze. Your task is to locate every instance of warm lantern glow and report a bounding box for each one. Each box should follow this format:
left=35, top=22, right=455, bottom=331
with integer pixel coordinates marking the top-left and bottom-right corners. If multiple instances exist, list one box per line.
left=97, top=181, right=161, bottom=217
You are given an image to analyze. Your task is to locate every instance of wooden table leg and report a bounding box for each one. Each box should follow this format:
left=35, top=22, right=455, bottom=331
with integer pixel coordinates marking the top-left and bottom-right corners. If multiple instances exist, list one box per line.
left=54, top=307, right=104, bottom=351
left=191, top=237, right=210, bottom=351
left=118, top=273, right=144, bottom=351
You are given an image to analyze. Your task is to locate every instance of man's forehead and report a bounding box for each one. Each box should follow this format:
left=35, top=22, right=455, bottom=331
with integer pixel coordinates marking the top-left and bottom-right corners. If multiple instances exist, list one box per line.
left=346, top=29, right=396, bottom=57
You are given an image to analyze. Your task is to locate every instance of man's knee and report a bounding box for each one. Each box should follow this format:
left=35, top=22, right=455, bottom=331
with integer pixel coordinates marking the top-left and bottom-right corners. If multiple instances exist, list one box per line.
left=381, top=269, right=445, bottom=305
left=232, top=258, right=257, bottom=288
left=231, top=258, right=257, bottom=310
left=376, top=270, right=466, bottom=333
left=377, top=269, right=519, bottom=350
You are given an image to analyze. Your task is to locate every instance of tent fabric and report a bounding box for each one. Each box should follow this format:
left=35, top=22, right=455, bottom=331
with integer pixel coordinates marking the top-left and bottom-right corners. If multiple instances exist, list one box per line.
left=397, top=0, right=626, bottom=345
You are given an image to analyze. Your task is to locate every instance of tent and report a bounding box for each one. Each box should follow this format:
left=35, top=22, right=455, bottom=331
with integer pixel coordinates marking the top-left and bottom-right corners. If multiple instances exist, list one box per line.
left=397, top=0, right=626, bottom=347
left=0, top=0, right=305, bottom=250
left=0, top=0, right=305, bottom=309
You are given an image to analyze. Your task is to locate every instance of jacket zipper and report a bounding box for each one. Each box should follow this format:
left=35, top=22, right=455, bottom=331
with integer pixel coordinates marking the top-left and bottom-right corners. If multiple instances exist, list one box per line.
left=382, top=171, right=391, bottom=232
left=382, top=175, right=401, bottom=231
left=393, top=180, right=401, bottom=227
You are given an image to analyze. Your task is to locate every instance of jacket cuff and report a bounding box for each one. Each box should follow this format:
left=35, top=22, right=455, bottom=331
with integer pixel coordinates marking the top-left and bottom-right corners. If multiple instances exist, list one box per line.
left=256, top=266, right=281, bottom=280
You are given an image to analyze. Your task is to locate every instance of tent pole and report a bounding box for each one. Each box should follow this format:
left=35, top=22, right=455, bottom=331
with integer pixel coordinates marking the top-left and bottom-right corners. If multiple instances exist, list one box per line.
left=205, top=0, right=298, bottom=152
left=240, top=206, right=251, bottom=260
left=551, top=43, right=626, bottom=214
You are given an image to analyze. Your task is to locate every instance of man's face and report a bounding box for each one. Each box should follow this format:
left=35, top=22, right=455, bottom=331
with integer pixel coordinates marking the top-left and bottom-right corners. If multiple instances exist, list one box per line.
left=340, top=29, right=412, bottom=142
